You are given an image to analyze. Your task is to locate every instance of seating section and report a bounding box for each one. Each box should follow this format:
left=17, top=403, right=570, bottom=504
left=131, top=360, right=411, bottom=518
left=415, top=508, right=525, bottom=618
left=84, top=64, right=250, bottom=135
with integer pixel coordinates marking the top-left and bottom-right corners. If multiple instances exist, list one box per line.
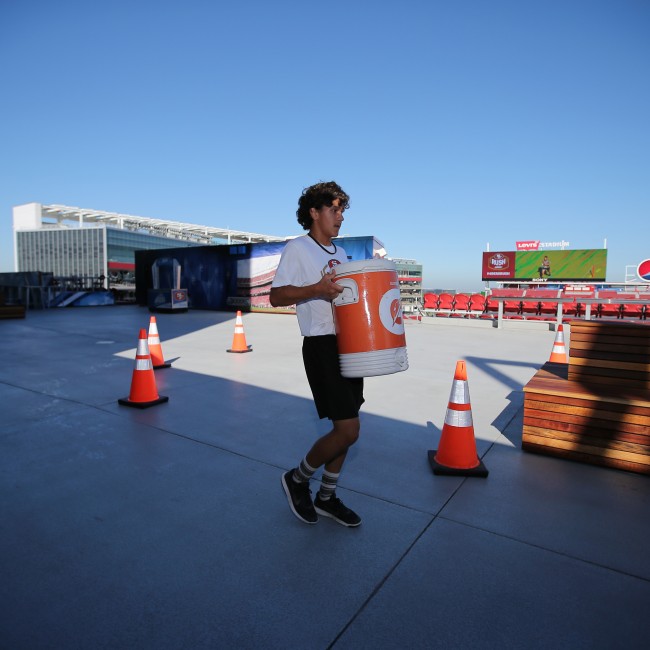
left=637, top=294, right=650, bottom=321
left=520, top=289, right=561, bottom=320
left=621, top=301, right=644, bottom=319
left=489, top=289, right=525, bottom=319
left=421, top=288, right=647, bottom=322
left=561, top=298, right=581, bottom=321
left=620, top=292, right=647, bottom=320
left=595, top=290, right=623, bottom=318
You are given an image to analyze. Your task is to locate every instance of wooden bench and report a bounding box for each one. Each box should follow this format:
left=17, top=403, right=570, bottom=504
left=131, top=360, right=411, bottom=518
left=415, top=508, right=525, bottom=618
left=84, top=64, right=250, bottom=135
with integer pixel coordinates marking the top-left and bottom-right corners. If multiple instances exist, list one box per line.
left=522, top=320, right=650, bottom=475
left=0, top=305, right=26, bottom=319
left=0, top=298, right=26, bottom=319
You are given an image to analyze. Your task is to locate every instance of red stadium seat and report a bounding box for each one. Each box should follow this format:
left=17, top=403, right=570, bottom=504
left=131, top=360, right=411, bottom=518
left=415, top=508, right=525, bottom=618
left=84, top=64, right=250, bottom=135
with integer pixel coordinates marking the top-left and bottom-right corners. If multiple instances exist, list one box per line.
left=596, top=291, right=622, bottom=319
left=524, top=290, right=561, bottom=320
left=562, top=298, right=581, bottom=321
left=490, top=289, right=524, bottom=318
left=423, top=293, right=439, bottom=311
left=520, top=299, right=541, bottom=318
left=639, top=294, right=650, bottom=320
left=479, top=296, right=498, bottom=320
left=450, top=293, right=470, bottom=318
left=621, top=293, right=644, bottom=320
left=468, top=293, right=486, bottom=318
left=436, top=293, right=454, bottom=316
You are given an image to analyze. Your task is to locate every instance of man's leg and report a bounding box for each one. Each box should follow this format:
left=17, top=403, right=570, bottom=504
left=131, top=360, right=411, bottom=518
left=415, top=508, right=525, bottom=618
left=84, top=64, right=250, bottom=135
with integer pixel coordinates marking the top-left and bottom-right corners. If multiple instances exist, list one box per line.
left=282, top=418, right=360, bottom=525
left=310, top=418, right=362, bottom=527
left=305, top=417, right=360, bottom=470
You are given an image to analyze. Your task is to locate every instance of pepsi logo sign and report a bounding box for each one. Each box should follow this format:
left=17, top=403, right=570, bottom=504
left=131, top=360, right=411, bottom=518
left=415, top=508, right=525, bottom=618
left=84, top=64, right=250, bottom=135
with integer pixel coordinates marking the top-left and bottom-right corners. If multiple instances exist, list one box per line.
left=637, top=259, right=650, bottom=282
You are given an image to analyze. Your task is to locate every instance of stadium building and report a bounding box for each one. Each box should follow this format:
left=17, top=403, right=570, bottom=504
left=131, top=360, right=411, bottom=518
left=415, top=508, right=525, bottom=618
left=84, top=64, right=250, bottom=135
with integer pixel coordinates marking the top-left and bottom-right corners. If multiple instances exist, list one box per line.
left=393, top=258, right=423, bottom=316
left=11, top=203, right=286, bottom=305
left=11, top=203, right=419, bottom=313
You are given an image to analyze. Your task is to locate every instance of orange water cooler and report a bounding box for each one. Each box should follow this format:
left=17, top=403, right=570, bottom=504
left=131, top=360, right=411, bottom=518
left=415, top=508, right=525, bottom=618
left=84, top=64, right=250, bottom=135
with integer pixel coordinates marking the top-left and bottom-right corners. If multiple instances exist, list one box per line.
left=332, top=259, right=409, bottom=378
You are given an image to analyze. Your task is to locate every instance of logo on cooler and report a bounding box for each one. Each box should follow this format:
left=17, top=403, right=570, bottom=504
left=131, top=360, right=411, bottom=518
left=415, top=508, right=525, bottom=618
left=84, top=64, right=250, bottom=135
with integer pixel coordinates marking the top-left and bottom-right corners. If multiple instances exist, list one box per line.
left=378, top=288, right=404, bottom=335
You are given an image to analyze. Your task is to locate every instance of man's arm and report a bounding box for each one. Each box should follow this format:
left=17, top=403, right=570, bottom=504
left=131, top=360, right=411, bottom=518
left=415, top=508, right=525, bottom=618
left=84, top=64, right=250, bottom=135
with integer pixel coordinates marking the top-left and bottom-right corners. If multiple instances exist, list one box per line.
left=270, top=270, right=343, bottom=307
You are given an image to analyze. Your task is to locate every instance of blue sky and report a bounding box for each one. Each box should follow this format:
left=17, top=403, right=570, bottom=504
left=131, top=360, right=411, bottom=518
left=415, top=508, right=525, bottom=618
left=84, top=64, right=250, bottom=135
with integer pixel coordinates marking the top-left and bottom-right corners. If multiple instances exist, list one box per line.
left=1, top=0, right=648, bottom=290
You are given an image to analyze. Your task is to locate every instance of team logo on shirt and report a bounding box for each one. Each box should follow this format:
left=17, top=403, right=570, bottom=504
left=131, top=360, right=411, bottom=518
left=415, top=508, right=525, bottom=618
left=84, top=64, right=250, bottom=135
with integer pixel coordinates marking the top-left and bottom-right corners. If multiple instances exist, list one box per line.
left=378, top=288, right=404, bottom=335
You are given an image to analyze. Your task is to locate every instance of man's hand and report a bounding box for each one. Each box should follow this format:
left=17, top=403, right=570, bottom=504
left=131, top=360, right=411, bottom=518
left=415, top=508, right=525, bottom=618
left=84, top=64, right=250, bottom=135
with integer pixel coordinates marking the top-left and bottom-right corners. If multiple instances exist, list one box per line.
left=316, top=270, right=344, bottom=301
left=269, top=270, right=344, bottom=307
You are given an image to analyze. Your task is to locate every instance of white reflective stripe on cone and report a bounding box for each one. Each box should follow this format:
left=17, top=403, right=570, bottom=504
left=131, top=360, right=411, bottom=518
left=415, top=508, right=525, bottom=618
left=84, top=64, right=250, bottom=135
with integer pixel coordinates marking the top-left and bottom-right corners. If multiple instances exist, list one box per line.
left=135, top=357, right=153, bottom=371
left=444, top=408, right=473, bottom=428
left=449, top=380, right=470, bottom=405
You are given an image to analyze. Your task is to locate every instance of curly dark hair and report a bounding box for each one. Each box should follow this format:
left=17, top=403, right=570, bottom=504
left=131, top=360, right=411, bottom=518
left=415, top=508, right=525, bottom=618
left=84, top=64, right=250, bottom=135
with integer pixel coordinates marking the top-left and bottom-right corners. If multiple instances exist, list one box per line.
left=296, top=181, right=350, bottom=230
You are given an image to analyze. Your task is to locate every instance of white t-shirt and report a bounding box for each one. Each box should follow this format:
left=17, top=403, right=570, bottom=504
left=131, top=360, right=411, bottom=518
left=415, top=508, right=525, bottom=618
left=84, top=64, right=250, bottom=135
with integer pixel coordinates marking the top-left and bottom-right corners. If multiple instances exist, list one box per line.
left=272, top=235, right=349, bottom=336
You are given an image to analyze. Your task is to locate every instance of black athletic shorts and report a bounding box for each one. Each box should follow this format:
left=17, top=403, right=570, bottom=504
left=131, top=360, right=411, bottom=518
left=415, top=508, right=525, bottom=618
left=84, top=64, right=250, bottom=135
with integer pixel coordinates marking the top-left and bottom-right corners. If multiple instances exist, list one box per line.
left=302, top=335, right=364, bottom=421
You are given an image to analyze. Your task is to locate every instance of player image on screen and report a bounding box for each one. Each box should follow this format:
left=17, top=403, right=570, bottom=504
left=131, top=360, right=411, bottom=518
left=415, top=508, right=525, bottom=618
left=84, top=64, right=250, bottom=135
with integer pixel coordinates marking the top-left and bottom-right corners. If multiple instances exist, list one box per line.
left=538, top=255, right=551, bottom=278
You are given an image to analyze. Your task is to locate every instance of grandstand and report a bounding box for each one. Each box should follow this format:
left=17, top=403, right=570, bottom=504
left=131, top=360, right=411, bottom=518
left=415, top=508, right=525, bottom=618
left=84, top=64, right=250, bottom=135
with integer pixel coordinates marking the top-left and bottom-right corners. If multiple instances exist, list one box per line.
left=422, top=283, right=650, bottom=326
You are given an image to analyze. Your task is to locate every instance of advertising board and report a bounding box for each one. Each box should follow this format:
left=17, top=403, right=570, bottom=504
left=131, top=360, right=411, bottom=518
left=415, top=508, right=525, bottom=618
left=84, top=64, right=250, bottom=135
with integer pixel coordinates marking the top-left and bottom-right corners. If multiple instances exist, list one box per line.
left=482, top=249, right=607, bottom=281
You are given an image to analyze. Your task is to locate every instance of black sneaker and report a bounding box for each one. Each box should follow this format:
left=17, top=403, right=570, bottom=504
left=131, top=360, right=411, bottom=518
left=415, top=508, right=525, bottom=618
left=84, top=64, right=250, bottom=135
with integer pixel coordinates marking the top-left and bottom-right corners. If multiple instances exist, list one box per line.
left=314, top=493, right=361, bottom=527
left=281, top=469, right=318, bottom=524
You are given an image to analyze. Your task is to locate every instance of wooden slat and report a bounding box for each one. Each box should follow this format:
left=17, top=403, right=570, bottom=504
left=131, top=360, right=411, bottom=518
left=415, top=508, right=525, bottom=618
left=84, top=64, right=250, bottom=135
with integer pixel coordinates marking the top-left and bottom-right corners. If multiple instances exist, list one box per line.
left=521, top=440, right=650, bottom=475
left=0, top=305, right=26, bottom=319
left=524, top=397, right=650, bottom=426
left=522, top=429, right=650, bottom=466
left=567, top=364, right=650, bottom=383
left=523, top=409, right=650, bottom=439
left=569, top=320, right=650, bottom=339
left=523, top=375, right=650, bottom=408
left=569, top=332, right=650, bottom=348
left=569, top=359, right=650, bottom=376
left=522, top=424, right=650, bottom=458
left=569, top=347, right=650, bottom=365
left=566, top=371, right=650, bottom=391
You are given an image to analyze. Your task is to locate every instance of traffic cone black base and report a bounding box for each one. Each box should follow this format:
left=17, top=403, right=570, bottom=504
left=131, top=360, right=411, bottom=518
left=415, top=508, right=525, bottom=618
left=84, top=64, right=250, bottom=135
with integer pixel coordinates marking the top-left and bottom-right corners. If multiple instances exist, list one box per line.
left=226, top=346, right=252, bottom=354
left=118, top=395, right=169, bottom=409
left=153, top=361, right=172, bottom=369
left=428, top=449, right=489, bottom=477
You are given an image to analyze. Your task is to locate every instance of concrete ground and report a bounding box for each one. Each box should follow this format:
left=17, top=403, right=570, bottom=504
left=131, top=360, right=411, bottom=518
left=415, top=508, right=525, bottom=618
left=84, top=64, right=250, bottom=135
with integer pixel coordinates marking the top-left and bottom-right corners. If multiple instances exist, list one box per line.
left=1, top=306, right=648, bottom=649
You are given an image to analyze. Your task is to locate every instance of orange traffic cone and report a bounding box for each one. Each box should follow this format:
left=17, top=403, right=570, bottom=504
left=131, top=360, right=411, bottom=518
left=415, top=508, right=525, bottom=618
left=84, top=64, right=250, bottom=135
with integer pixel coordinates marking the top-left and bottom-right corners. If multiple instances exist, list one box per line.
left=428, top=360, right=488, bottom=477
left=548, top=324, right=568, bottom=363
left=118, top=329, right=169, bottom=408
left=227, top=311, right=252, bottom=353
left=148, top=316, right=171, bottom=369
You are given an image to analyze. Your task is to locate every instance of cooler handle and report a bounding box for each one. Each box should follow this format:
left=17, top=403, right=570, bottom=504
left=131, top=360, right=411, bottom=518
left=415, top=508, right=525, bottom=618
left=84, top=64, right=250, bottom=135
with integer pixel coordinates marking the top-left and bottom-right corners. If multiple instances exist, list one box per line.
left=332, top=278, right=359, bottom=306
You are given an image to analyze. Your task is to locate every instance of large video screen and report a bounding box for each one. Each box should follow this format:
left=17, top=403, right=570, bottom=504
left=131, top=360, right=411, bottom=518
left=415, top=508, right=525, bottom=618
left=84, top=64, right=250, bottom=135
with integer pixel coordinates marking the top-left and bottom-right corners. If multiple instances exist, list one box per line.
left=482, top=249, right=607, bottom=281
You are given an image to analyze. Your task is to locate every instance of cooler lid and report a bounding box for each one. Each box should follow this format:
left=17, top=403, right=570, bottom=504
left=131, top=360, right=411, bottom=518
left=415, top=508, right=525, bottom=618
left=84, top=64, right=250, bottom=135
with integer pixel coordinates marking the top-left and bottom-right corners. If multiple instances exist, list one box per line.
left=334, top=258, right=396, bottom=276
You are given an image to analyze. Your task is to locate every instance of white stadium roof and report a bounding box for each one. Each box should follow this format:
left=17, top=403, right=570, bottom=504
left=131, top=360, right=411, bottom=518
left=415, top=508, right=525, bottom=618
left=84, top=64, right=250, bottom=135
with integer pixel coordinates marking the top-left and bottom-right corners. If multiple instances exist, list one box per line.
left=39, top=204, right=286, bottom=245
